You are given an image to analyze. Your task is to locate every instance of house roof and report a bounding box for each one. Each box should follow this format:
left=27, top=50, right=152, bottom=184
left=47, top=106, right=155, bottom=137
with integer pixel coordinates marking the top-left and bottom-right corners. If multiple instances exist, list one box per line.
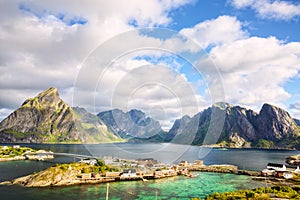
left=286, top=165, right=299, bottom=169
left=123, top=169, right=137, bottom=173
left=267, top=163, right=285, bottom=168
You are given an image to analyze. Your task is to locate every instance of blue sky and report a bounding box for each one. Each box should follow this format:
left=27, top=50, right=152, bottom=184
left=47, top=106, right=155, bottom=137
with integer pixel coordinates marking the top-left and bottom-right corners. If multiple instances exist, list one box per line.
left=0, top=0, right=300, bottom=127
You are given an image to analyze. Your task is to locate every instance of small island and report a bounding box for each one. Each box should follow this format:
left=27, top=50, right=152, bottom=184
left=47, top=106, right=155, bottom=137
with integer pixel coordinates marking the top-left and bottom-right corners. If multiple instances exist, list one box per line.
left=0, top=145, right=53, bottom=161
left=2, top=145, right=300, bottom=200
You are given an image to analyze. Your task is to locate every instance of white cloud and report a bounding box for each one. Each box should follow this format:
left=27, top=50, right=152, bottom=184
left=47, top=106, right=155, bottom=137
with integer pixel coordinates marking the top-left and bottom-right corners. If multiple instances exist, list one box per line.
left=203, top=36, right=300, bottom=110
left=290, top=101, right=300, bottom=110
left=229, top=0, right=300, bottom=20
left=289, top=101, right=300, bottom=119
left=74, top=50, right=209, bottom=128
left=228, top=0, right=255, bottom=9
left=180, top=15, right=248, bottom=48
left=0, top=0, right=194, bottom=121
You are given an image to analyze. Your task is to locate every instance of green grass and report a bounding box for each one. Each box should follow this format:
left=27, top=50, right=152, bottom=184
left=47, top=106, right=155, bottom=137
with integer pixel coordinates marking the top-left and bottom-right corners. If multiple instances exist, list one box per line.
left=252, top=139, right=275, bottom=149
left=0, top=146, right=36, bottom=158
left=3, top=129, right=43, bottom=139
left=205, top=186, right=300, bottom=200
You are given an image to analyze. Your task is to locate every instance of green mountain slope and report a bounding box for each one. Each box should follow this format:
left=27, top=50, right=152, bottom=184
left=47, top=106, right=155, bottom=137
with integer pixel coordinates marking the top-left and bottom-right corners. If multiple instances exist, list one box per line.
left=0, top=87, right=122, bottom=143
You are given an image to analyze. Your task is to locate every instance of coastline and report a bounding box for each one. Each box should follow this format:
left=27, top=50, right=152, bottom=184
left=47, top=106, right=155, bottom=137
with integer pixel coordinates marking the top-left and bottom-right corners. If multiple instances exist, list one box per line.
left=1, top=141, right=299, bottom=151
left=0, top=155, right=26, bottom=162
left=1, top=144, right=300, bottom=191
left=1, top=160, right=299, bottom=188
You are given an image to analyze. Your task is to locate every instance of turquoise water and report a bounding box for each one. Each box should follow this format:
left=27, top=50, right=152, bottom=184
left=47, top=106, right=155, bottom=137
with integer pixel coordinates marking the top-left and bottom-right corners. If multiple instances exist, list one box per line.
left=0, top=172, right=266, bottom=199
left=0, top=143, right=296, bottom=199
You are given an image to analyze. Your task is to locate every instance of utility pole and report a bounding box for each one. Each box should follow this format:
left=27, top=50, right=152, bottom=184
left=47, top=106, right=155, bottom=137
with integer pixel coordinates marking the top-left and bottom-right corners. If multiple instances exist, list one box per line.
left=106, top=183, right=109, bottom=200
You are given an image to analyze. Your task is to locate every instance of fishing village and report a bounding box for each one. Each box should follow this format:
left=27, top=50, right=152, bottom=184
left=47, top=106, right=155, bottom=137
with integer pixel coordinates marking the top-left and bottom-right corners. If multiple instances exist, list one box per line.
left=1, top=145, right=300, bottom=188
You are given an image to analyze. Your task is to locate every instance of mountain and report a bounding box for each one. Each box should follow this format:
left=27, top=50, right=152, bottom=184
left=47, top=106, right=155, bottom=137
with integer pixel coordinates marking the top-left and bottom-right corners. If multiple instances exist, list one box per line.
left=97, top=109, right=164, bottom=139
left=294, top=118, right=300, bottom=126
left=163, top=103, right=300, bottom=149
left=72, top=107, right=123, bottom=143
left=1, top=87, right=299, bottom=148
left=0, top=87, right=122, bottom=143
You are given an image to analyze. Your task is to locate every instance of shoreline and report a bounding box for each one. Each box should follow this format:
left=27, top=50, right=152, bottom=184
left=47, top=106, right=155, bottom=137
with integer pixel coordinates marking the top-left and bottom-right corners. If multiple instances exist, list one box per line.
left=1, top=162, right=298, bottom=188
left=0, top=142, right=299, bottom=151
left=1, top=145, right=300, bottom=188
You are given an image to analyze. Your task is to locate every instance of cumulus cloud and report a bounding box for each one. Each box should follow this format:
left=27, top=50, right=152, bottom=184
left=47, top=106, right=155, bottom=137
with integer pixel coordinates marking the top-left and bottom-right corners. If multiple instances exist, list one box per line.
left=180, top=15, right=248, bottom=48
left=289, top=101, right=300, bottom=120
left=202, top=36, right=300, bottom=110
left=1, top=0, right=300, bottom=128
left=290, top=101, right=300, bottom=110
left=0, top=0, right=194, bottom=122
left=229, top=0, right=300, bottom=20
left=228, top=0, right=255, bottom=9
left=73, top=42, right=211, bottom=128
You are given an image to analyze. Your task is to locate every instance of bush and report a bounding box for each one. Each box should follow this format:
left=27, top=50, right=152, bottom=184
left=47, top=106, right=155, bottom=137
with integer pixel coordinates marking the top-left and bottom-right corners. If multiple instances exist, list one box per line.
left=95, top=159, right=105, bottom=167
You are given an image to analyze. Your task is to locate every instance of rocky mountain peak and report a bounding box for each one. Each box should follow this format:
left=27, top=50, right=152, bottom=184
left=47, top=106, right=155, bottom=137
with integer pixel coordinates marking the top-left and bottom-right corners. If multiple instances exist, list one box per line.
left=98, top=108, right=163, bottom=138
left=212, top=102, right=233, bottom=110
left=21, top=87, right=62, bottom=110
left=0, top=87, right=122, bottom=143
left=256, top=103, right=296, bottom=141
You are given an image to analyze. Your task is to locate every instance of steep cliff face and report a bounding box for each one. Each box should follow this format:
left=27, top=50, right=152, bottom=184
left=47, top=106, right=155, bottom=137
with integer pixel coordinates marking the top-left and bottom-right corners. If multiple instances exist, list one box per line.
left=72, top=107, right=123, bottom=143
left=165, top=115, right=191, bottom=142
left=0, top=87, right=79, bottom=143
left=256, top=104, right=296, bottom=141
left=97, top=109, right=164, bottom=138
left=166, top=103, right=300, bottom=149
left=0, top=87, right=122, bottom=143
left=294, top=119, right=300, bottom=126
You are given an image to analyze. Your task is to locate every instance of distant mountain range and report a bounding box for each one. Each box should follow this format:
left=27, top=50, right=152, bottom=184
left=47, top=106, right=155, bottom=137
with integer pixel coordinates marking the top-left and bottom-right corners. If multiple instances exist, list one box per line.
left=97, top=109, right=164, bottom=139
left=162, top=103, right=300, bottom=149
left=0, top=87, right=300, bottom=149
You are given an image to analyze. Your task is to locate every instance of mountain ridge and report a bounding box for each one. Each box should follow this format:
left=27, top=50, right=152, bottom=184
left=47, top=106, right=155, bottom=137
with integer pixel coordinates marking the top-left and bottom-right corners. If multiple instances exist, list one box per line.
left=160, top=103, right=300, bottom=149
left=97, top=108, right=165, bottom=139
left=1, top=87, right=300, bottom=149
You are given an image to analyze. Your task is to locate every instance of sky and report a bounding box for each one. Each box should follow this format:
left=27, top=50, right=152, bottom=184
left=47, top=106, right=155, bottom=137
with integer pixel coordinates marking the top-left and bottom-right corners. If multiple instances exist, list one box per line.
left=0, top=0, right=300, bottom=128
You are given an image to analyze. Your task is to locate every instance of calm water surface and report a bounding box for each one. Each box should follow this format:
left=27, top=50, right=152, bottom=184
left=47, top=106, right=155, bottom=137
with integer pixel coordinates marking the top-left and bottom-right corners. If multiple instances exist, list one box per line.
left=0, top=143, right=298, bottom=199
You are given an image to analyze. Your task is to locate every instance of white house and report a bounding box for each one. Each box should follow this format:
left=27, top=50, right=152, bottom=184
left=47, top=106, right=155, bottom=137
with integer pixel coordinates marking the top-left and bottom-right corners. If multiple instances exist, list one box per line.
left=283, top=172, right=293, bottom=179
left=267, top=163, right=286, bottom=171
left=80, top=159, right=97, bottom=166
left=120, top=169, right=137, bottom=178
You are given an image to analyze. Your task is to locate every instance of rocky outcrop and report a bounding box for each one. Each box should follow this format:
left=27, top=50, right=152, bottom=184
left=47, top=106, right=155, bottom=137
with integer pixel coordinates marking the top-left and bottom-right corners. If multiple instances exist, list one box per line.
left=98, top=109, right=164, bottom=138
left=0, top=87, right=122, bottom=143
left=286, top=154, right=300, bottom=166
left=6, top=163, right=95, bottom=187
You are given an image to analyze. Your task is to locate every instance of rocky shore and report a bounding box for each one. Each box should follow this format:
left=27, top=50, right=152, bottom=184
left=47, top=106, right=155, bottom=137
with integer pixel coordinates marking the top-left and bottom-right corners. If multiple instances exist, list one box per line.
left=253, top=176, right=300, bottom=187
left=0, top=146, right=54, bottom=162
left=286, top=154, right=300, bottom=165
left=1, top=154, right=299, bottom=188
left=0, top=160, right=265, bottom=188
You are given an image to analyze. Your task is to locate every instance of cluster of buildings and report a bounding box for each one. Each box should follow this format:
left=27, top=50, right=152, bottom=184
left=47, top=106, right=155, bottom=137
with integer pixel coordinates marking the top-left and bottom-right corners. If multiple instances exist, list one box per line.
left=78, top=157, right=206, bottom=181
left=261, top=163, right=300, bottom=179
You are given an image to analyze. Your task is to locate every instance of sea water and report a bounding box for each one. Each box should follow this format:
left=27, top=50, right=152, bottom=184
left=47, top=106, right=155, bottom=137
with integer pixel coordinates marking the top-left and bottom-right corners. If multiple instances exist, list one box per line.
left=0, top=143, right=298, bottom=199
